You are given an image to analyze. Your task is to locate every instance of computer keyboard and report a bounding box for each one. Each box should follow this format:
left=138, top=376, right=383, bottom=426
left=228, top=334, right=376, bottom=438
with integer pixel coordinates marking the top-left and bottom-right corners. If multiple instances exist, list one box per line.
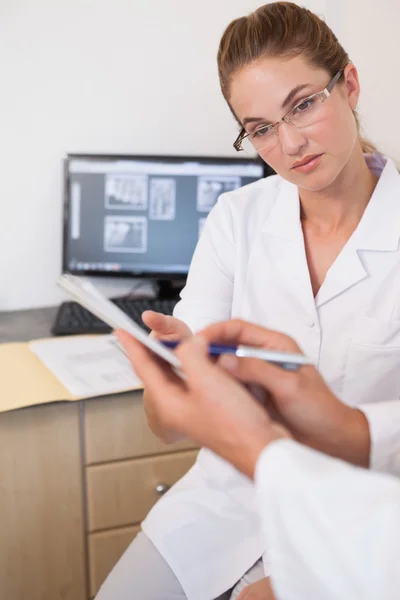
left=52, top=296, right=179, bottom=336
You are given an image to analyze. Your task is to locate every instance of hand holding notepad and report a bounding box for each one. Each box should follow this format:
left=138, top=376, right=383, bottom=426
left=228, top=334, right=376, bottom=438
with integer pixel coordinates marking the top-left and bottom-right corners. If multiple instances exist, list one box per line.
left=58, top=275, right=312, bottom=371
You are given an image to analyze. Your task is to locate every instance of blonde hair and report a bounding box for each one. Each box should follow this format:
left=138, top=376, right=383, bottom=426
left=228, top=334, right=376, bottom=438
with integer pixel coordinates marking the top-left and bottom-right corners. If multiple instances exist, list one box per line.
left=217, top=2, right=376, bottom=154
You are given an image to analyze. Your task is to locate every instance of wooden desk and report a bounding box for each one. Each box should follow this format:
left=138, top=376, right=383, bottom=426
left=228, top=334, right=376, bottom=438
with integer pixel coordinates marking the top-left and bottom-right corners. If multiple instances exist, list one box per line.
left=0, top=307, right=198, bottom=600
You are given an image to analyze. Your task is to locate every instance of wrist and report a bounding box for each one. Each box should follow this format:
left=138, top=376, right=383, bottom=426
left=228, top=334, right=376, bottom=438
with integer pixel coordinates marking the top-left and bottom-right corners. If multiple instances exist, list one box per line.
left=340, top=407, right=371, bottom=467
left=231, top=423, right=291, bottom=479
left=320, top=405, right=371, bottom=468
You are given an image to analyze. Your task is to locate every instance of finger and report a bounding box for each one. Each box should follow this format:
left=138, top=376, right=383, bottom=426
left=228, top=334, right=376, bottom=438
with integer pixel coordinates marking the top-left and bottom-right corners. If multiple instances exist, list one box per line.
left=217, top=354, right=300, bottom=402
left=199, top=319, right=301, bottom=353
left=141, top=311, right=180, bottom=338
left=175, top=335, right=251, bottom=399
left=174, top=335, right=213, bottom=383
left=115, top=330, right=185, bottom=399
left=251, top=386, right=286, bottom=425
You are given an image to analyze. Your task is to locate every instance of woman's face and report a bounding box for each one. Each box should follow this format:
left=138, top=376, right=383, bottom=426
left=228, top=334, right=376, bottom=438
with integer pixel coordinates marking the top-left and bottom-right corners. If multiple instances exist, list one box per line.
left=229, top=55, right=361, bottom=192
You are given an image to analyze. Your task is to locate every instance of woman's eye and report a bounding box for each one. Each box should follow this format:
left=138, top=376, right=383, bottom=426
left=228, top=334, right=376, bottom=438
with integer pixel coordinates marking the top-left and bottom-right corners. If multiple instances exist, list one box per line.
left=251, top=126, right=272, bottom=139
left=294, top=98, right=315, bottom=113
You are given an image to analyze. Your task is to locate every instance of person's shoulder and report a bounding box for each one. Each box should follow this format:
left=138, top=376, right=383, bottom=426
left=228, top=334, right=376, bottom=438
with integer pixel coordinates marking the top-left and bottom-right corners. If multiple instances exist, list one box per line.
left=217, top=173, right=284, bottom=220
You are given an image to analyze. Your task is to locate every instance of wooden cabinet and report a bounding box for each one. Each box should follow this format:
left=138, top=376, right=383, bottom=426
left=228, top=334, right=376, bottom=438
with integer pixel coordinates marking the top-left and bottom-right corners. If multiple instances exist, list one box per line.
left=84, top=392, right=195, bottom=464
left=87, top=450, right=197, bottom=531
left=0, top=307, right=199, bottom=600
left=0, top=387, right=198, bottom=600
left=0, top=402, right=87, bottom=600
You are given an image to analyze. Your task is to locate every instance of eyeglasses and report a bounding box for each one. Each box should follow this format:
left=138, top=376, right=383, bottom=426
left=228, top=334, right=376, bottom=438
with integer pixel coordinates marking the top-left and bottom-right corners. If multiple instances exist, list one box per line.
left=233, top=70, right=343, bottom=154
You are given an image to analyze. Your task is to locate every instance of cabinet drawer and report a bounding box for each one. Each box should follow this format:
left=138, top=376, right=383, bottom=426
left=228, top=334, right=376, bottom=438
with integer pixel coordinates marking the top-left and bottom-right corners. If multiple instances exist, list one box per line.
left=84, top=392, right=197, bottom=464
left=87, top=450, right=198, bottom=531
left=88, top=526, right=140, bottom=597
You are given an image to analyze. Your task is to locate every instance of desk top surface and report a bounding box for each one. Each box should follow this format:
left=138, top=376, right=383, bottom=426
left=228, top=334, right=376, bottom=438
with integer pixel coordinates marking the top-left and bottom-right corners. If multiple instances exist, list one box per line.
left=0, top=306, right=59, bottom=343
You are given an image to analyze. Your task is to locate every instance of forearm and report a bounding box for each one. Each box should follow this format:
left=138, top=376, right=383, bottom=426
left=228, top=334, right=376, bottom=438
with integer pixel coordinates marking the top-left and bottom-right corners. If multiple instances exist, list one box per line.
left=296, top=405, right=371, bottom=468
left=309, top=399, right=400, bottom=475
left=233, top=408, right=369, bottom=480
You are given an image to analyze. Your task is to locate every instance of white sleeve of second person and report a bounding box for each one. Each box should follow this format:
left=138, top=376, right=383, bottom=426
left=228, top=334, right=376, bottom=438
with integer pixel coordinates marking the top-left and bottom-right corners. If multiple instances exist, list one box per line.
left=173, top=194, right=235, bottom=332
left=358, top=401, right=400, bottom=476
left=255, top=439, right=400, bottom=600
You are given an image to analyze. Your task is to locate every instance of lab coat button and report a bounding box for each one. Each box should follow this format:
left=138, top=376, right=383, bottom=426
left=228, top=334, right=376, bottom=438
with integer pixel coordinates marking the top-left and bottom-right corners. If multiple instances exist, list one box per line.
left=305, top=319, right=315, bottom=328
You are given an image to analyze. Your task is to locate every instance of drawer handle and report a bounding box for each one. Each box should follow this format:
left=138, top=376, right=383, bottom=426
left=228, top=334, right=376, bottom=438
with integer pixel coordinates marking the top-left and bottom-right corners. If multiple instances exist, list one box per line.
left=156, top=483, right=170, bottom=495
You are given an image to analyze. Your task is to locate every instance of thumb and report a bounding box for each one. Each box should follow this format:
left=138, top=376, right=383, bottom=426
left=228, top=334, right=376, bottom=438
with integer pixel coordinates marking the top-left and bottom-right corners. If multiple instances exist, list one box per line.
left=176, top=336, right=245, bottom=397
left=218, top=355, right=296, bottom=402
left=142, top=311, right=178, bottom=338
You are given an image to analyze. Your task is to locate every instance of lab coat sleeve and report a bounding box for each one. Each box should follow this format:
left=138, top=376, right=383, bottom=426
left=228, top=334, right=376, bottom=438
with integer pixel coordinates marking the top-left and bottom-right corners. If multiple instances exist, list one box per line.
left=255, top=439, right=400, bottom=600
left=173, top=194, right=236, bottom=332
left=358, top=401, right=400, bottom=476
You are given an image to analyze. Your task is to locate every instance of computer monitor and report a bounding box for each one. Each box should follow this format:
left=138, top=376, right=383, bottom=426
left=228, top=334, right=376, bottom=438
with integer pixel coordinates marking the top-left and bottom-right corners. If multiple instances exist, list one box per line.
left=63, top=154, right=270, bottom=287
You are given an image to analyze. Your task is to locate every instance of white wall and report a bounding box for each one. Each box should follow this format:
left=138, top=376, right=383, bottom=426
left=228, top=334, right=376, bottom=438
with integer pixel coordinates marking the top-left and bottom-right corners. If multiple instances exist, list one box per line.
left=1, top=0, right=399, bottom=311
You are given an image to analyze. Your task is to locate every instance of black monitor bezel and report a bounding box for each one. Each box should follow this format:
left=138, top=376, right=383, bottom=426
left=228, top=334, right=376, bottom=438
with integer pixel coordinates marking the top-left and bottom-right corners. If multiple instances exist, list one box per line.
left=62, top=152, right=271, bottom=280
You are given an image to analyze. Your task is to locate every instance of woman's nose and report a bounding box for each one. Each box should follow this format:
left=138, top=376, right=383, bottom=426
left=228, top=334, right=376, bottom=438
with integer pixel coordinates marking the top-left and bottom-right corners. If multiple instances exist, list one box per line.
left=278, top=121, right=308, bottom=156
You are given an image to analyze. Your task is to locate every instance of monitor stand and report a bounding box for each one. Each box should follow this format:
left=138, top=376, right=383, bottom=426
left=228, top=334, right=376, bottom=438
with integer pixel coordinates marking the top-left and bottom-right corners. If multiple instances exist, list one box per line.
left=156, top=278, right=185, bottom=299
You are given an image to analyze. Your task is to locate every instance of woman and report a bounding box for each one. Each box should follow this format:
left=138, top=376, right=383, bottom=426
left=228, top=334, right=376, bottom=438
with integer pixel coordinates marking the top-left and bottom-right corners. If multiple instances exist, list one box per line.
left=96, top=3, right=400, bottom=599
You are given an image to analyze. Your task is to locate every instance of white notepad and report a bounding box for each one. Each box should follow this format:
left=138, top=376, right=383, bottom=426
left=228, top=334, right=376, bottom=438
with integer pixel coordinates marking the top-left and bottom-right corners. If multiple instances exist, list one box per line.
left=30, top=334, right=142, bottom=397
left=58, top=274, right=181, bottom=370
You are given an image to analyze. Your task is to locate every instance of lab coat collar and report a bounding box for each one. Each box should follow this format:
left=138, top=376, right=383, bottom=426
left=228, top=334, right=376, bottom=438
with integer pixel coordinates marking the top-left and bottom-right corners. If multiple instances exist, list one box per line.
left=351, top=157, right=400, bottom=252
left=317, top=157, right=400, bottom=307
left=261, top=179, right=316, bottom=316
left=262, top=178, right=301, bottom=242
left=262, top=157, right=400, bottom=247
left=261, top=157, right=400, bottom=310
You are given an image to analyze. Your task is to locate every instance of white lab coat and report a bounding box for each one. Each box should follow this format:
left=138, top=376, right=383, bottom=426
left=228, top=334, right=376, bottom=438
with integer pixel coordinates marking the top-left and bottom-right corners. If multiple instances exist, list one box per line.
left=256, top=439, right=400, bottom=600
left=142, top=155, right=400, bottom=600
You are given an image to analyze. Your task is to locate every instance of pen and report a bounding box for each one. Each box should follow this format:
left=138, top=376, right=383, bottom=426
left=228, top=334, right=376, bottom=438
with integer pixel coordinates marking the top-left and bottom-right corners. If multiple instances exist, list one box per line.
left=160, top=341, right=313, bottom=371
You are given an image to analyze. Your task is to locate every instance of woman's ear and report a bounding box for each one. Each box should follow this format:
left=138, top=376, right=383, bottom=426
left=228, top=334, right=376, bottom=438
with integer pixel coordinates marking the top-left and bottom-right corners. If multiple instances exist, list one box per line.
left=342, top=63, right=360, bottom=111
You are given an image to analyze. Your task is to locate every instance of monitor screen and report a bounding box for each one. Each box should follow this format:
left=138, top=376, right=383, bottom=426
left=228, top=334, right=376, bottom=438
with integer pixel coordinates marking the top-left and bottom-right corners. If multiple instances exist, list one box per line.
left=63, top=154, right=269, bottom=278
